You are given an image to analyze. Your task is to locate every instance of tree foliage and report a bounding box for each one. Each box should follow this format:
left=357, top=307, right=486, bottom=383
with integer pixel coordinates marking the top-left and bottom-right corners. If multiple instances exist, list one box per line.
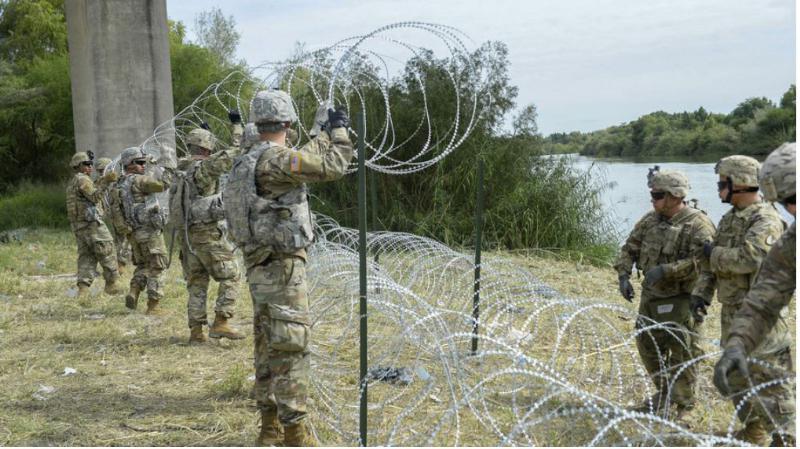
left=192, top=7, right=241, bottom=67
left=544, top=85, right=796, bottom=158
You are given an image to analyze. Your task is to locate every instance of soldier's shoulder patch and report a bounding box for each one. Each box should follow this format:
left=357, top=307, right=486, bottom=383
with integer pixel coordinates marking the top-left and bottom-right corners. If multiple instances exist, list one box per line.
left=289, top=151, right=303, bottom=173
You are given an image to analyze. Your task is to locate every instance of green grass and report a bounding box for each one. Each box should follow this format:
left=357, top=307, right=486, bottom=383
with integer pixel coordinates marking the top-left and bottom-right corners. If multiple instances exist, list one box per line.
left=0, top=182, right=68, bottom=231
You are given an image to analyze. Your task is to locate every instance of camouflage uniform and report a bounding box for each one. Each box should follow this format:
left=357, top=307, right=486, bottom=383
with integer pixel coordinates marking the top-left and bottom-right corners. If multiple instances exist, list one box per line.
left=175, top=126, right=242, bottom=331
left=113, top=148, right=171, bottom=309
left=615, top=172, right=716, bottom=410
left=693, top=155, right=787, bottom=438
left=94, top=157, right=132, bottom=270
left=230, top=91, right=354, bottom=428
left=66, top=154, right=121, bottom=291
left=717, top=144, right=796, bottom=445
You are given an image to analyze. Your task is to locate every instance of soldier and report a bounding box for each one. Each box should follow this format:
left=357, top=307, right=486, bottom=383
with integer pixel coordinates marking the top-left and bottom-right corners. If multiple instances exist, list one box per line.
left=713, top=143, right=796, bottom=447
left=94, top=157, right=132, bottom=273
left=691, top=155, right=785, bottom=444
left=614, top=170, right=716, bottom=418
left=173, top=112, right=245, bottom=343
left=66, top=151, right=125, bottom=298
left=223, top=90, right=353, bottom=446
left=113, top=147, right=171, bottom=315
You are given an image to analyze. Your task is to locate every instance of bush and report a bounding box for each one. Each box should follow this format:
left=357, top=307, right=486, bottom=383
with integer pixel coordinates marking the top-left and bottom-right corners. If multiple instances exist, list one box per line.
left=0, top=181, right=68, bottom=231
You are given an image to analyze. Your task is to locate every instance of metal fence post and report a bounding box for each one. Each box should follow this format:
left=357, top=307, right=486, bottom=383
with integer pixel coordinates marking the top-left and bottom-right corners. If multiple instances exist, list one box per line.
left=471, top=159, right=485, bottom=355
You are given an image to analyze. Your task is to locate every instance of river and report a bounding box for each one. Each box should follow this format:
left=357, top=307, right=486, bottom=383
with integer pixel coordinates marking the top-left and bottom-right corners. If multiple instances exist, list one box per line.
left=565, top=154, right=794, bottom=239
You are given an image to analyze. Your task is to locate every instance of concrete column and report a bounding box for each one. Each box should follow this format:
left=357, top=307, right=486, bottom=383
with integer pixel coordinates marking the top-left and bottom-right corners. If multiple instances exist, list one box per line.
left=65, top=0, right=174, bottom=160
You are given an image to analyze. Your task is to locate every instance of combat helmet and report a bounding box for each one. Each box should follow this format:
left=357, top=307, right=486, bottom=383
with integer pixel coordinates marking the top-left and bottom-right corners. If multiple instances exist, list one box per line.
left=95, top=157, right=113, bottom=172
left=650, top=170, right=690, bottom=198
left=70, top=151, right=94, bottom=169
left=185, top=128, right=216, bottom=152
left=120, top=147, right=148, bottom=168
left=715, top=155, right=760, bottom=187
left=715, top=155, right=761, bottom=202
left=251, top=90, right=298, bottom=124
left=759, top=142, right=796, bottom=203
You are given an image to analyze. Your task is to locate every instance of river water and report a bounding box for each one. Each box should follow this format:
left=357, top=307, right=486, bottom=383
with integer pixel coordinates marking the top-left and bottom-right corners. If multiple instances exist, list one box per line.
left=565, top=154, right=794, bottom=239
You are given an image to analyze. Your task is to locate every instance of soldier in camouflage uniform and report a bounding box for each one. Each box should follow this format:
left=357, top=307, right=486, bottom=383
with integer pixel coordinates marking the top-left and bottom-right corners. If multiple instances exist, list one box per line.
left=714, top=143, right=796, bottom=447
left=691, top=155, right=786, bottom=445
left=112, top=147, right=171, bottom=315
left=223, top=90, right=353, bottom=446
left=66, top=151, right=125, bottom=298
left=173, top=112, right=244, bottom=343
left=614, top=170, right=716, bottom=418
left=94, top=157, right=132, bottom=272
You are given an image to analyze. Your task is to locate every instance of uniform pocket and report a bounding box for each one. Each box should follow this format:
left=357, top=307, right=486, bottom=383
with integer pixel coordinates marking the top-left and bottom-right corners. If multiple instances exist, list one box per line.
left=646, top=296, right=691, bottom=324
left=266, top=303, right=309, bottom=352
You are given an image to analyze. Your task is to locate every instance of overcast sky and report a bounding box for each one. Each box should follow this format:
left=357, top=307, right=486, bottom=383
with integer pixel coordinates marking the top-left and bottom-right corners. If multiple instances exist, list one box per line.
left=167, top=0, right=796, bottom=135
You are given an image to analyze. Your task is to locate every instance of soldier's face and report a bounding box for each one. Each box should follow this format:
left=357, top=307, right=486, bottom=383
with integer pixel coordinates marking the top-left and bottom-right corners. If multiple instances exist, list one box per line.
left=79, top=161, right=94, bottom=176
left=127, top=160, right=146, bottom=174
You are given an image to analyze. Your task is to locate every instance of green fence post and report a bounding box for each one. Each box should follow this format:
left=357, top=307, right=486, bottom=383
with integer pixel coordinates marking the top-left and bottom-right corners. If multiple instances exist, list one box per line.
left=370, top=168, right=380, bottom=263
left=471, top=159, right=485, bottom=355
left=357, top=114, right=369, bottom=447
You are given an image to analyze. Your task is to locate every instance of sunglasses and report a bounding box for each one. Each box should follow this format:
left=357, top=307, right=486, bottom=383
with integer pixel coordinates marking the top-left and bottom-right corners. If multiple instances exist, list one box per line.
left=133, top=160, right=147, bottom=166
left=81, top=161, right=93, bottom=167
left=650, top=191, right=667, bottom=200
left=716, top=181, right=729, bottom=191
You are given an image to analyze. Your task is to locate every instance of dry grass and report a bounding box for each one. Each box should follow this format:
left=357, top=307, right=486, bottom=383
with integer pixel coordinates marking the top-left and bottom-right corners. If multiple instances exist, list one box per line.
left=0, top=229, right=794, bottom=446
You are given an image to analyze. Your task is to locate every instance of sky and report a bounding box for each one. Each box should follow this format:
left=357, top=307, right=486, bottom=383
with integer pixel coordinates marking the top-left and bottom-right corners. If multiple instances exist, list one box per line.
left=167, top=0, right=796, bottom=135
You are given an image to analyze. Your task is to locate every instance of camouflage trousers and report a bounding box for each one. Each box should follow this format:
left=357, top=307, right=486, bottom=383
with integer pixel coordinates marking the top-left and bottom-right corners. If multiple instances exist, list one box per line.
left=721, top=304, right=795, bottom=437
left=247, top=255, right=310, bottom=426
left=635, top=293, right=703, bottom=408
left=179, top=224, right=240, bottom=327
left=130, top=230, right=167, bottom=301
left=113, top=226, right=132, bottom=268
left=73, top=222, right=119, bottom=287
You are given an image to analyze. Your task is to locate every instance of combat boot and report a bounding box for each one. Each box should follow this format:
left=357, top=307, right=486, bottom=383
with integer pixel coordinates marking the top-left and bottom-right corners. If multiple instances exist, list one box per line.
left=208, top=314, right=245, bottom=340
left=734, top=420, right=768, bottom=446
left=770, top=432, right=795, bottom=447
left=77, top=284, right=90, bottom=298
left=188, top=325, right=207, bottom=344
left=145, top=299, right=165, bottom=316
left=284, top=421, right=316, bottom=447
left=125, top=285, right=140, bottom=310
left=256, top=409, right=283, bottom=446
left=104, top=277, right=125, bottom=295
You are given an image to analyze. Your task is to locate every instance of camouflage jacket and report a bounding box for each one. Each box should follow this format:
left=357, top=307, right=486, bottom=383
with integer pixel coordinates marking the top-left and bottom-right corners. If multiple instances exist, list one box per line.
left=614, top=206, right=716, bottom=298
left=243, top=127, right=353, bottom=268
left=117, top=172, right=170, bottom=238
left=66, top=172, right=112, bottom=231
left=692, top=201, right=785, bottom=304
left=727, top=222, right=795, bottom=355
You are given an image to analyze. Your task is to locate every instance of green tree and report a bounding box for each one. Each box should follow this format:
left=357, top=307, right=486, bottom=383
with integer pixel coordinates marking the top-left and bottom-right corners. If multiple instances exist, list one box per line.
left=192, top=7, right=241, bottom=67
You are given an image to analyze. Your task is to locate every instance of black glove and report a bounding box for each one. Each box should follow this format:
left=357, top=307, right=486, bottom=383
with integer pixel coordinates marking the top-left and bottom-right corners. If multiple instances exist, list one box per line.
left=714, top=345, right=749, bottom=396
left=327, top=106, right=349, bottom=129
left=690, top=295, right=711, bottom=323
left=703, top=241, right=714, bottom=259
left=618, top=274, right=634, bottom=302
left=644, top=265, right=666, bottom=287
left=228, top=109, right=241, bottom=124
left=199, top=122, right=210, bottom=130
left=87, top=150, right=95, bottom=161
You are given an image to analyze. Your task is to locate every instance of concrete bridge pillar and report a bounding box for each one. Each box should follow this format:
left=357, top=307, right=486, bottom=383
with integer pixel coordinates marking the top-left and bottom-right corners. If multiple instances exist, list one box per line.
left=64, top=0, right=174, bottom=159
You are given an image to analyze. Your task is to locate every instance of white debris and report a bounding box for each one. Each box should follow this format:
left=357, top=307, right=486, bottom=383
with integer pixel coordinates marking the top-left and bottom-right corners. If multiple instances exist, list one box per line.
left=62, top=367, right=77, bottom=376
left=36, top=260, right=46, bottom=270
left=248, top=375, right=256, bottom=381
left=99, top=360, right=107, bottom=366
left=33, top=384, right=55, bottom=401
left=87, top=313, right=105, bottom=320
left=66, top=287, right=78, bottom=298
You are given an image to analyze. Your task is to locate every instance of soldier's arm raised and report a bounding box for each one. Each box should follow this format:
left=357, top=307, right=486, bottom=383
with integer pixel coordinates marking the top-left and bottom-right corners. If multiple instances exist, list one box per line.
left=76, top=175, right=105, bottom=205
left=709, top=214, right=784, bottom=275
left=727, top=225, right=795, bottom=354
left=260, top=128, right=354, bottom=184
left=134, top=174, right=167, bottom=194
